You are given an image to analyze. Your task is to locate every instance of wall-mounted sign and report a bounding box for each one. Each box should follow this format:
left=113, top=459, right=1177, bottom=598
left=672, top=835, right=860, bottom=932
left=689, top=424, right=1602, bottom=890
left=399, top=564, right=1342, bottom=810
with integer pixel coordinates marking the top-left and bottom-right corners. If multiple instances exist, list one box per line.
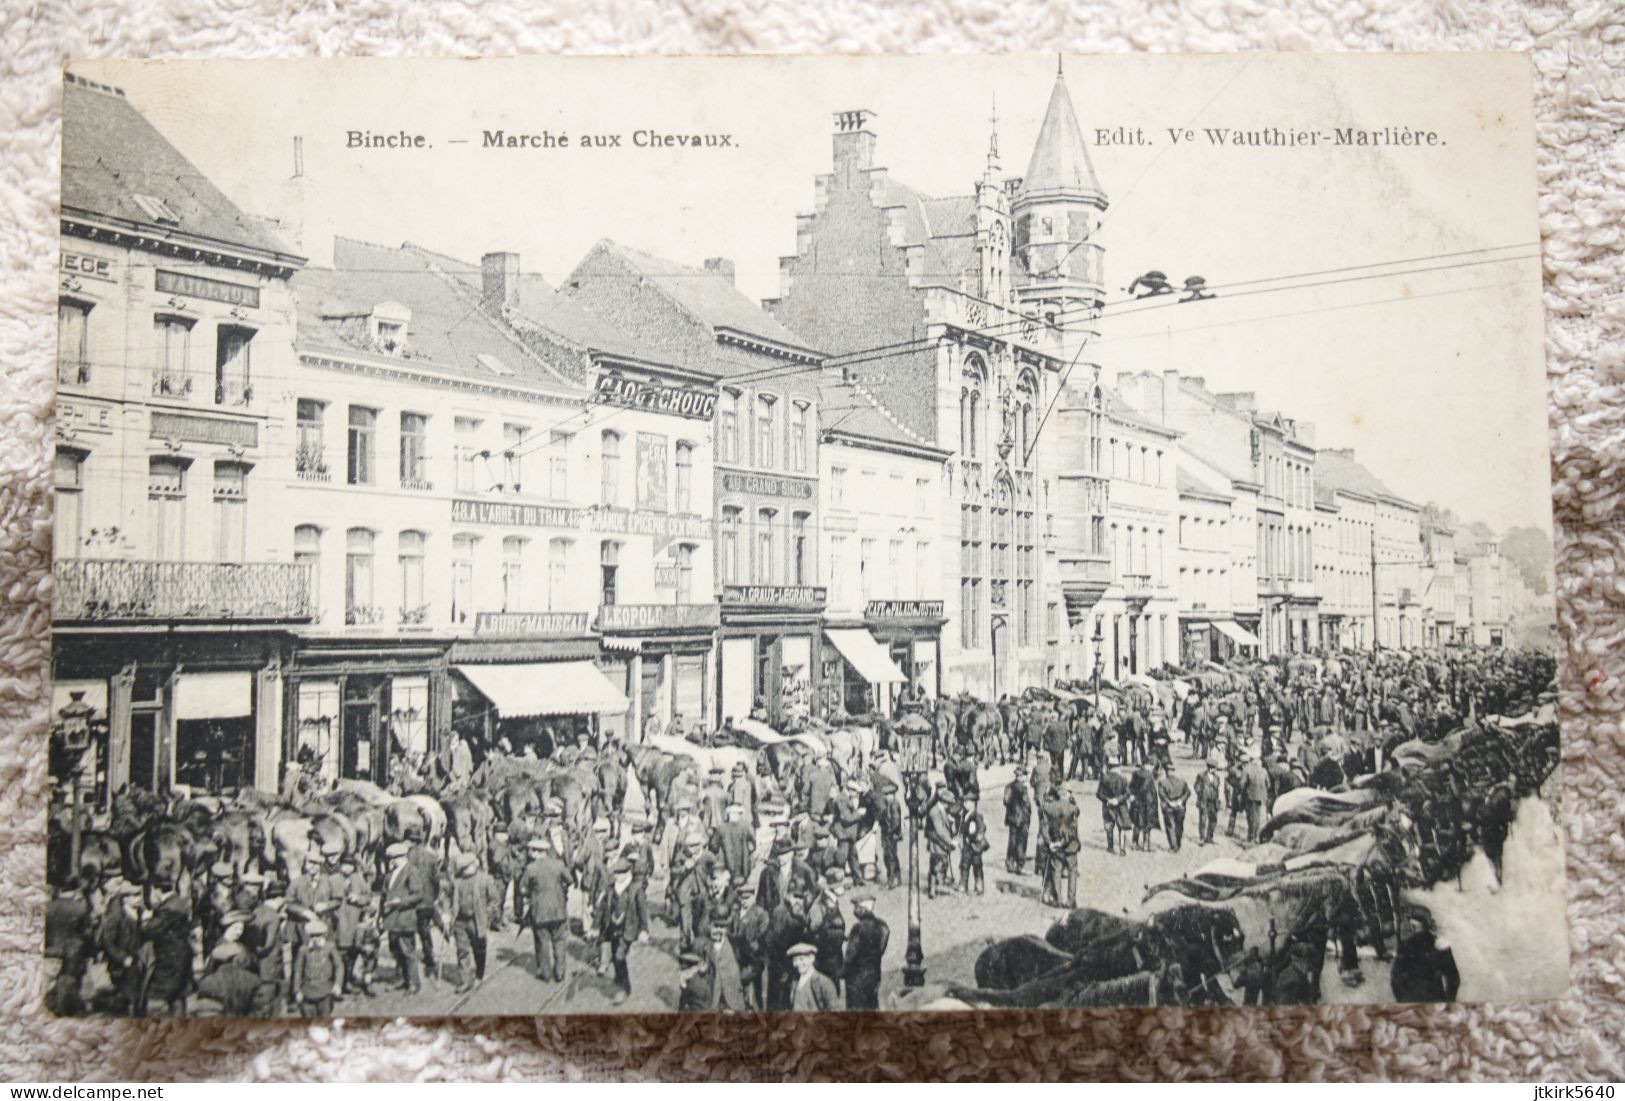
left=155, top=269, right=261, bottom=309
left=150, top=411, right=258, bottom=449
left=599, top=603, right=720, bottom=632
left=474, top=611, right=589, bottom=636
left=583, top=506, right=708, bottom=541
left=865, top=599, right=945, bottom=619
left=61, top=251, right=117, bottom=283
left=595, top=373, right=716, bottom=421
left=59, top=399, right=114, bottom=435
left=653, top=565, right=680, bottom=588
left=451, top=498, right=576, bottom=528
left=720, top=471, right=815, bottom=499
left=723, top=584, right=827, bottom=608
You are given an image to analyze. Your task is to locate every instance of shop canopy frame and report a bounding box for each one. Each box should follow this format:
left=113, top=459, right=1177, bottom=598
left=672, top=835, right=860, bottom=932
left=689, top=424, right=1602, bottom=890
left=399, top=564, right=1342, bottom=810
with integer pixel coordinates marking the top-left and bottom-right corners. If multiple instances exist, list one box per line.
left=454, top=661, right=630, bottom=718
left=1213, top=620, right=1264, bottom=648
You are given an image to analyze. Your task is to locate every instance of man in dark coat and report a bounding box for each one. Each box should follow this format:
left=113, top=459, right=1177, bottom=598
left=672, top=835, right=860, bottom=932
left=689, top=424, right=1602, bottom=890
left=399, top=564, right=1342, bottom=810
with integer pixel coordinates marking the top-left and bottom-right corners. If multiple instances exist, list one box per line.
left=764, top=890, right=810, bottom=1011
left=520, top=836, right=573, bottom=983
left=1048, top=789, right=1081, bottom=908
left=1003, top=771, right=1032, bottom=874
left=711, top=803, right=757, bottom=888
left=958, top=800, right=991, bottom=895
left=924, top=786, right=958, bottom=898
left=1155, top=761, right=1191, bottom=853
left=729, top=882, right=772, bottom=1010
left=806, top=870, right=848, bottom=992
left=1242, top=751, right=1271, bottom=843
left=593, top=859, right=647, bottom=1005
left=874, top=779, right=904, bottom=890
left=450, top=852, right=497, bottom=993
left=842, top=893, right=889, bottom=1010
left=143, top=884, right=195, bottom=1016
left=404, top=821, right=441, bottom=977
left=1194, top=758, right=1224, bottom=846
left=676, top=948, right=712, bottom=1012
left=380, top=842, right=425, bottom=995
left=1097, top=766, right=1131, bottom=856
left=244, top=879, right=289, bottom=1012
left=789, top=942, right=840, bottom=1011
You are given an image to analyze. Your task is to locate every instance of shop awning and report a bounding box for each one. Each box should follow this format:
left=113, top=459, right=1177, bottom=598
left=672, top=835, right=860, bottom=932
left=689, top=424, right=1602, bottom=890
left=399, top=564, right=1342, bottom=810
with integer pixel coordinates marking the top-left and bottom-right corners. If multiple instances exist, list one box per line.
left=174, top=671, right=253, bottom=720
left=1214, top=620, right=1263, bottom=648
left=825, top=628, right=906, bottom=684
left=455, top=661, right=629, bottom=717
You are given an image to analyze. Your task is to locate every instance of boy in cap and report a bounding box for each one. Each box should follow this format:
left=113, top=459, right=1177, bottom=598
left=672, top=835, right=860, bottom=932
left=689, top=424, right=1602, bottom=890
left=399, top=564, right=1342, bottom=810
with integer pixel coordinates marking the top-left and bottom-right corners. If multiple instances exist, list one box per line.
left=958, top=796, right=990, bottom=895
left=291, top=917, right=343, bottom=1016
left=875, top=778, right=904, bottom=890
left=676, top=947, right=712, bottom=1012
left=924, top=785, right=958, bottom=898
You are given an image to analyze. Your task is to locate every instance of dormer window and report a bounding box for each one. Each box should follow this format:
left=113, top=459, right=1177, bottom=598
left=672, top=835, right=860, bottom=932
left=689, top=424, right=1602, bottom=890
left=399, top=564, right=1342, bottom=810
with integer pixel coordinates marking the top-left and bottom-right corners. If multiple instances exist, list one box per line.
left=367, top=301, right=412, bottom=356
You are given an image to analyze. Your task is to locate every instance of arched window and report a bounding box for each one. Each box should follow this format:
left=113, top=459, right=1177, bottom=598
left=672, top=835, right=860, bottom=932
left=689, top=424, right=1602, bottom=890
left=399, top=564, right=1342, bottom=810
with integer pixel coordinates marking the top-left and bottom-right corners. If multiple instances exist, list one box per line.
left=600, top=430, right=621, bottom=506
left=345, top=528, right=376, bottom=624
left=398, top=530, right=426, bottom=622
left=1016, top=371, right=1038, bottom=467
left=962, top=356, right=987, bottom=460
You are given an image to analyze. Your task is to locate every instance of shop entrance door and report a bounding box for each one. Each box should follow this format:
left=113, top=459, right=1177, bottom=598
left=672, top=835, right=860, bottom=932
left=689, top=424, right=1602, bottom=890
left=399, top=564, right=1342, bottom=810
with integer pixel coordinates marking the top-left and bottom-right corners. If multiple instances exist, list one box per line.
left=342, top=679, right=382, bottom=782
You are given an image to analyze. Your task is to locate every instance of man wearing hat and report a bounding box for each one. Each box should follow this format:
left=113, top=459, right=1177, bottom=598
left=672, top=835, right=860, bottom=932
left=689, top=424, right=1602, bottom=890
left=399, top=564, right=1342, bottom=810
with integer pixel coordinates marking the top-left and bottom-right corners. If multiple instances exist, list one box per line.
left=1155, top=760, right=1191, bottom=853
left=402, top=819, right=442, bottom=978
left=728, top=882, right=771, bottom=1010
left=1003, top=769, right=1032, bottom=875
left=788, top=941, right=839, bottom=1012
left=873, top=778, right=904, bottom=891
left=808, top=824, right=842, bottom=881
left=381, top=841, right=427, bottom=995
left=1194, top=755, right=1225, bottom=846
left=728, top=761, right=758, bottom=829
left=832, top=777, right=871, bottom=884
left=451, top=852, right=497, bottom=993
left=711, top=803, right=755, bottom=888
left=520, top=835, right=573, bottom=984
left=1047, top=788, right=1082, bottom=909
left=1242, top=747, right=1271, bottom=843
left=292, top=917, right=343, bottom=1016
left=676, top=947, right=712, bottom=1012
left=704, top=917, right=747, bottom=1011
left=958, top=792, right=991, bottom=895
left=842, top=891, right=889, bottom=1010
left=244, top=876, right=289, bottom=1013
left=97, top=878, right=145, bottom=1015
left=764, top=888, right=811, bottom=1011
left=700, top=766, right=730, bottom=831
left=924, top=784, right=958, bottom=898
left=593, top=858, right=647, bottom=1005
left=806, top=869, right=847, bottom=991
left=574, top=819, right=612, bottom=929
left=804, top=752, right=838, bottom=820
left=331, top=855, right=372, bottom=994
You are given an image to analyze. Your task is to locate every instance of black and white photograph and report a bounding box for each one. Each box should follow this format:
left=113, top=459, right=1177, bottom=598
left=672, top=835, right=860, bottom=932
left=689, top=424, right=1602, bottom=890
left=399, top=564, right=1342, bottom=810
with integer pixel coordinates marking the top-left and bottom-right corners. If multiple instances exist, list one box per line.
left=42, top=54, right=1567, bottom=1020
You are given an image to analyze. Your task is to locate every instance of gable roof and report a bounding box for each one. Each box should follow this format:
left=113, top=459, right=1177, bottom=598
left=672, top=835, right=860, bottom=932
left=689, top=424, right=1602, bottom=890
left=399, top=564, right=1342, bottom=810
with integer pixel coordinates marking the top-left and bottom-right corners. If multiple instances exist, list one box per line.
left=1022, top=71, right=1105, bottom=199
left=818, top=372, right=946, bottom=457
left=61, top=73, right=298, bottom=262
left=580, top=240, right=817, bottom=353
left=1316, top=449, right=1406, bottom=506
left=292, top=237, right=585, bottom=393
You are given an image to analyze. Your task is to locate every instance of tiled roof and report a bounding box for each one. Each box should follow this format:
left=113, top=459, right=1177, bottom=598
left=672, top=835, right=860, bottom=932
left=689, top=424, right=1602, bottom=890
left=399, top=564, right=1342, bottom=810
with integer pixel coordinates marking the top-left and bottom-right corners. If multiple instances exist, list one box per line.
left=292, top=238, right=584, bottom=393
left=1022, top=71, right=1105, bottom=198
left=586, top=240, right=817, bottom=352
left=1316, top=449, right=1404, bottom=504
left=61, top=74, right=297, bottom=260
left=818, top=373, right=943, bottom=454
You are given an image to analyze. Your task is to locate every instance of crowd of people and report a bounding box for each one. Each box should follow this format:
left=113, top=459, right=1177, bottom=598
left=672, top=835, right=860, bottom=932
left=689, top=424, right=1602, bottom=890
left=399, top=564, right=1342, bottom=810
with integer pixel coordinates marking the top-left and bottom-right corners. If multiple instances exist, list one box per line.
left=46, top=643, right=1555, bottom=1017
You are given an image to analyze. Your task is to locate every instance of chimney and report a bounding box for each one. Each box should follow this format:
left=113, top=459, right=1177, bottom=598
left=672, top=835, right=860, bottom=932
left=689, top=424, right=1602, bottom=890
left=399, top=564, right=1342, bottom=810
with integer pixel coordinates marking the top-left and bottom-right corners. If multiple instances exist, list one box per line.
left=481, top=251, right=520, bottom=314
left=832, top=109, right=877, bottom=185
left=703, top=257, right=736, bottom=285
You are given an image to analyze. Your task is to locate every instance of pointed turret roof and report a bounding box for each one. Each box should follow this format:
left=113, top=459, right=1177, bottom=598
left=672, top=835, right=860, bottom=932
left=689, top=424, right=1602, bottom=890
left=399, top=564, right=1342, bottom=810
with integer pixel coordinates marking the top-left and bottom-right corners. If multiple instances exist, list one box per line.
left=1022, top=70, right=1104, bottom=200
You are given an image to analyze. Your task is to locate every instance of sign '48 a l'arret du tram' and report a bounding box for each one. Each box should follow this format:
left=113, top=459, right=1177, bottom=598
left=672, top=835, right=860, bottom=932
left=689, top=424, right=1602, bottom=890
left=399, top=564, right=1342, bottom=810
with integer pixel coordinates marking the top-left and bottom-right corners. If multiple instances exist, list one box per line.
left=44, top=55, right=1565, bottom=1022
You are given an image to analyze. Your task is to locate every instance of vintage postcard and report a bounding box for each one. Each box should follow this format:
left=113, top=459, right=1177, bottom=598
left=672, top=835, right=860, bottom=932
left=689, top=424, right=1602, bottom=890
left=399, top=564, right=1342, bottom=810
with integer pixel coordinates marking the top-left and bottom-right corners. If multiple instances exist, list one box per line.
left=45, top=54, right=1564, bottom=1018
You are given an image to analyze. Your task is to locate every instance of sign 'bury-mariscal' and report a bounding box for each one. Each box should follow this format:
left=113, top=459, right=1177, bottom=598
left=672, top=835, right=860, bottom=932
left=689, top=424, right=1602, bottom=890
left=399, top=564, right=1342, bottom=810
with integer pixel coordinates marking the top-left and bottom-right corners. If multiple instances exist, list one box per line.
left=46, top=55, right=1565, bottom=1022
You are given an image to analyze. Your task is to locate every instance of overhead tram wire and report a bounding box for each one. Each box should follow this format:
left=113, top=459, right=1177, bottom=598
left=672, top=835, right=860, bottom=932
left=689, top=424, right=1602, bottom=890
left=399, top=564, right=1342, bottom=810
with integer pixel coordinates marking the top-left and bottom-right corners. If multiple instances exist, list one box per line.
left=490, top=247, right=1539, bottom=470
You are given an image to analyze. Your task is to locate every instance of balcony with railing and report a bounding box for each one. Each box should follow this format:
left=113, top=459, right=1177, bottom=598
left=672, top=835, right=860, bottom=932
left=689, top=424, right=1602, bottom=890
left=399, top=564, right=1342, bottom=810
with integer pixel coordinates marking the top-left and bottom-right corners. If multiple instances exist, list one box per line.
left=54, top=559, right=314, bottom=623
left=295, top=440, right=331, bottom=483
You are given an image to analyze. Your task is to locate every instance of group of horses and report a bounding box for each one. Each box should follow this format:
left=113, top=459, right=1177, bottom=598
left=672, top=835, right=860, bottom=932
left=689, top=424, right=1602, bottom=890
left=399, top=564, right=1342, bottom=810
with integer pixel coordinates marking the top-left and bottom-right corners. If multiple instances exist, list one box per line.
left=920, top=665, right=1560, bottom=1010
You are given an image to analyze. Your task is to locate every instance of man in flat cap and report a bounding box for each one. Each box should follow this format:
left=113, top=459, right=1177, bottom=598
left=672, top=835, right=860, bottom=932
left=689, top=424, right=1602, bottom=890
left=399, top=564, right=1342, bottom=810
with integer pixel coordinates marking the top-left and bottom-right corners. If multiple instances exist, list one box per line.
left=925, top=784, right=958, bottom=898
left=593, top=858, right=646, bottom=1006
left=520, top=835, right=572, bottom=984
left=381, top=841, right=426, bottom=996
left=450, top=852, right=496, bottom=993
left=842, top=892, right=889, bottom=1010
left=292, top=917, right=343, bottom=1017
left=729, top=882, right=771, bottom=1010
left=194, top=941, right=262, bottom=1018
left=789, top=942, right=839, bottom=1012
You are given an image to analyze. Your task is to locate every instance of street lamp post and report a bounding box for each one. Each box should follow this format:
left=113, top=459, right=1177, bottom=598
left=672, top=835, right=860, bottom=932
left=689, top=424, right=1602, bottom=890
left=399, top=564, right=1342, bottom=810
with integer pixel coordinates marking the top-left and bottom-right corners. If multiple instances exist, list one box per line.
left=1091, top=618, right=1106, bottom=717
left=896, top=714, right=933, bottom=988
left=56, top=691, right=96, bottom=883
